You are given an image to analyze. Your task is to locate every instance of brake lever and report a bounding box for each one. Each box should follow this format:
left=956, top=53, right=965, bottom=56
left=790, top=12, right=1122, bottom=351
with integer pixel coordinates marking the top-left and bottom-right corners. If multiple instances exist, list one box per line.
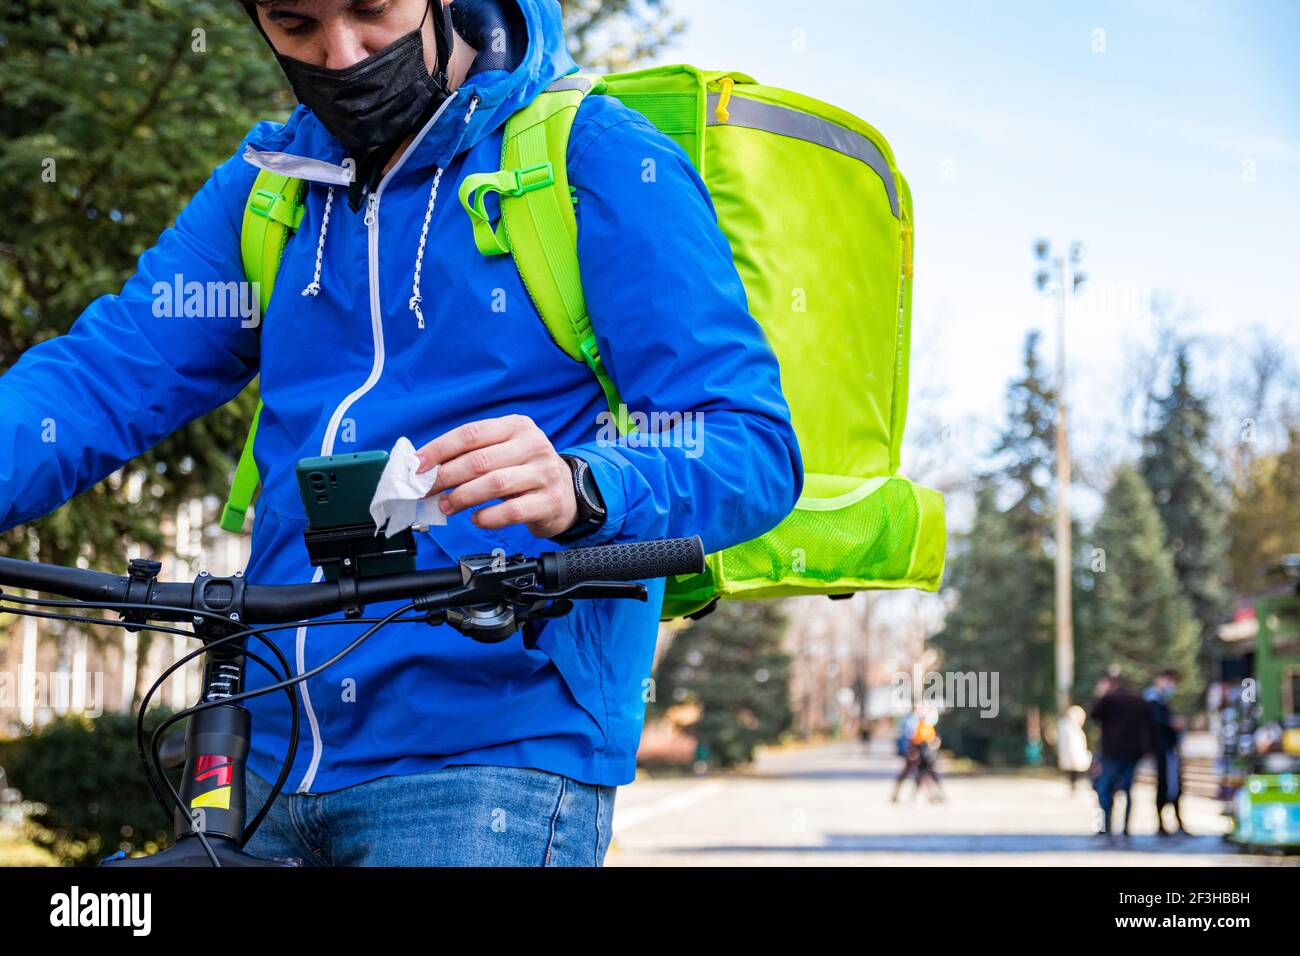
left=414, top=576, right=646, bottom=641
left=507, top=580, right=648, bottom=603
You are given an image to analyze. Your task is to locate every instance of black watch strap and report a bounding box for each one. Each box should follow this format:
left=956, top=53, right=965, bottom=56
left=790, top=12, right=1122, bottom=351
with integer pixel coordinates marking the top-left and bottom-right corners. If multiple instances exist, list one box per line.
left=551, top=454, right=607, bottom=544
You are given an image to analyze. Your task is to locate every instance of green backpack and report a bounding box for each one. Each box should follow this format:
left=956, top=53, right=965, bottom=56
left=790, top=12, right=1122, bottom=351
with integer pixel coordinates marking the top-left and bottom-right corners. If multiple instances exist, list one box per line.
left=223, top=65, right=947, bottom=619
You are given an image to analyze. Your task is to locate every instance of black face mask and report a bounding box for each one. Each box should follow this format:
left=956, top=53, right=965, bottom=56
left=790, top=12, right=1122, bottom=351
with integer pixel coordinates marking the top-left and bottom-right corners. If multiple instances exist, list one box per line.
left=247, top=1, right=454, bottom=158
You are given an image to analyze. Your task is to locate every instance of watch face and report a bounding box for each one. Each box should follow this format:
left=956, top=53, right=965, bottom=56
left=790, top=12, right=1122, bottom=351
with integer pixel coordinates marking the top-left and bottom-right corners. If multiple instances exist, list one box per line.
left=574, top=459, right=606, bottom=516
left=553, top=456, right=606, bottom=544
left=562, top=456, right=598, bottom=512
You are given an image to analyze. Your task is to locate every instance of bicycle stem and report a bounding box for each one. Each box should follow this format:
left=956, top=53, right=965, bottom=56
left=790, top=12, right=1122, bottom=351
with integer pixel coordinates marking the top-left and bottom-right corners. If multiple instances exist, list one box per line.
left=173, top=605, right=255, bottom=845
left=173, top=702, right=252, bottom=844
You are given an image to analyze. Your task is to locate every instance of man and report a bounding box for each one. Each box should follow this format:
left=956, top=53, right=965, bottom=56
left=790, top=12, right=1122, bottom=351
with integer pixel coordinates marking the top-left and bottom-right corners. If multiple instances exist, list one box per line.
left=1144, top=669, right=1189, bottom=836
left=0, top=0, right=802, bottom=865
left=1089, top=671, right=1151, bottom=842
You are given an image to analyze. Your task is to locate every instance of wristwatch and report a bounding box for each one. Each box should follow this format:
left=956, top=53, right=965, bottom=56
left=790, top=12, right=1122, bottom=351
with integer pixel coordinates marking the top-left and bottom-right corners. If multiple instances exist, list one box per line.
left=551, top=454, right=607, bottom=544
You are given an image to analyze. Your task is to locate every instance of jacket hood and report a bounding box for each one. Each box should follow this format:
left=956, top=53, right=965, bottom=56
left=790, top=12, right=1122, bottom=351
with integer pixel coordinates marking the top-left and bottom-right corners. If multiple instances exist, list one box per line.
left=244, top=0, right=578, bottom=175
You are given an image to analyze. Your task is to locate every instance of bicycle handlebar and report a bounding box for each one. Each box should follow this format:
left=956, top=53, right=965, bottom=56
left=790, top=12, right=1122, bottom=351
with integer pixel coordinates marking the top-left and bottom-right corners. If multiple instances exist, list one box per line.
left=541, top=536, right=705, bottom=590
left=0, top=535, right=706, bottom=626
left=0, top=556, right=130, bottom=604
left=0, top=534, right=705, bottom=869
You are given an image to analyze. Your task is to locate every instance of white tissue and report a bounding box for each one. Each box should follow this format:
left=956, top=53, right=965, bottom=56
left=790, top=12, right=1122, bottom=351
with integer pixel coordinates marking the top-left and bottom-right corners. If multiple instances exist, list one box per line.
left=368, top=436, right=446, bottom=538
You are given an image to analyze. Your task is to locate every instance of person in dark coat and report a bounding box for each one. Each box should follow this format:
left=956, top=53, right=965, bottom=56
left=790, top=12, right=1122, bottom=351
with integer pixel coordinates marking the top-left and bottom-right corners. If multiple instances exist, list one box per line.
left=1144, top=669, right=1189, bottom=836
left=1089, top=671, right=1152, bottom=842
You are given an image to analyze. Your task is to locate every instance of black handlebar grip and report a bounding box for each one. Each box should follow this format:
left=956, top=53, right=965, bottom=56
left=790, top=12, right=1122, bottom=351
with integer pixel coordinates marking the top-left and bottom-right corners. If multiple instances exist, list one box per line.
left=544, top=536, right=705, bottom=590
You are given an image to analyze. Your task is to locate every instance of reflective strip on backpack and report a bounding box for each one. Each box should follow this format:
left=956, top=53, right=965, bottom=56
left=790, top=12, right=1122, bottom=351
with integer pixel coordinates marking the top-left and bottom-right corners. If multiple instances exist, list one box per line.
left=705, top=93, right=900, bottom=218
left=546, top=75, right=600, bottom=93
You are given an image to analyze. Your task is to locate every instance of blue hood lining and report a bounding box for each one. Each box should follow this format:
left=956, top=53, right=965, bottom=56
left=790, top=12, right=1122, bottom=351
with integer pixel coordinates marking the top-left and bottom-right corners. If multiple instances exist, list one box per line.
left=455, top=0, right=530, bottom=78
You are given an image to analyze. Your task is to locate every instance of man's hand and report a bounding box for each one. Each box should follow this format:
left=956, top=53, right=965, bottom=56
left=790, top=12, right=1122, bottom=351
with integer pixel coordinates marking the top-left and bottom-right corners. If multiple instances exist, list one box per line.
left=415, top=415, right=577, bottom=538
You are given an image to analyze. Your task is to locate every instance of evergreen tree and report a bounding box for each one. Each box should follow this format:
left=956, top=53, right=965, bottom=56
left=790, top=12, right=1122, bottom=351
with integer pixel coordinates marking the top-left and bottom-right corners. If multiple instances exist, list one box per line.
left=932, top=481, right=1054, bottom=763
left=560, top=0, right=683, bottom=70
left=991, top=332, right=1058, bottom=549
left=651, top=601, right=792, bottom=769
left=0, top=1, right=288, bottom=569
left=1076, top=466, right=1198, bottom=701
left=933, top=333, right=1057, bottom=764
left=1140, top=347, right=1227, bottom=684
left=1228, top=426, right=1300, bottom=594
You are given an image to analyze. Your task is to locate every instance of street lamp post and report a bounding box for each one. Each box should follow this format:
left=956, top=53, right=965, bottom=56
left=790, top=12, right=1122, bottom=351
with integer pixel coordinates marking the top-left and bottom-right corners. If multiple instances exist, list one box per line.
left=1035, top=240, right=1087, bottom=715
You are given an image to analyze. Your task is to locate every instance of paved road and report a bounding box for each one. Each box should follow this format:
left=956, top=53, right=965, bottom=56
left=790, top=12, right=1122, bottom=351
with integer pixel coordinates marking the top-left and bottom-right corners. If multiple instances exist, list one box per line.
left=607, top=740, right=1298, bottom=867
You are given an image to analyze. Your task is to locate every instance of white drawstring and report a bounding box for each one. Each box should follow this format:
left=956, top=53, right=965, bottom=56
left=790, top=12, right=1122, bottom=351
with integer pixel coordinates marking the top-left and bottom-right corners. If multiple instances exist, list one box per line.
left=294, top=97, right=480, bottom=322
left=408, top=167, right=444, bottom=330
left=409, top=95, right=480, bottom=329
left=301, top=186, right=335, bottom=298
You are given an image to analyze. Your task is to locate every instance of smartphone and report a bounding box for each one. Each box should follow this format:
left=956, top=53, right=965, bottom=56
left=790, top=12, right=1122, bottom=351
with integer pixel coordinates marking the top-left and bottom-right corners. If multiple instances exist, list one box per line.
left=296, top=450, right=390, bottom=529
left=295, top=451, right=416, bottom=580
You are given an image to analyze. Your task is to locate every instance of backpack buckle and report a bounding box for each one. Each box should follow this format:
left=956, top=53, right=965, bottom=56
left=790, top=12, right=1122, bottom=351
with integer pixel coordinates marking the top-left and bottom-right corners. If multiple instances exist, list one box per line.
left=509, top=162, right=555, bottom=196
left=458, top=164, right=557, bottom=258
left=578, top=333, right=604, bottom=371
left=250, top=185, right=279, bottom=214
left=248, top=187, right=305, bottom=229
left=248, top=188, right=281, bottom=218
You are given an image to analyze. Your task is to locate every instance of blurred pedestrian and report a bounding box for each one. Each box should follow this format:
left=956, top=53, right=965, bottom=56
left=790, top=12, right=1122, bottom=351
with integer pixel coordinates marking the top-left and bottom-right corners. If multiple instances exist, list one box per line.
left=1145, top=669, right=1190, bottom=837
left=1057, top=705, right=1092, bottom=794
left=891, top=704, right=946, bottom=803
left=1089, top=671, right=1151, bottom=842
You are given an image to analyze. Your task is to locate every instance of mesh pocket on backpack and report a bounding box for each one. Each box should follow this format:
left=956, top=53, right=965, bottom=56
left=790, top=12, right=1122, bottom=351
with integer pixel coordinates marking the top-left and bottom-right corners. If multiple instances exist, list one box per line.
left=716, top=475, right=920, bottom=595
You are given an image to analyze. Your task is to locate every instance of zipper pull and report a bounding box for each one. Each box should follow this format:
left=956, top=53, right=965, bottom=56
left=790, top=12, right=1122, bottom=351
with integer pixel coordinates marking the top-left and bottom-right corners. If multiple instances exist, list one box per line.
left=716, top=76, right=735, bottom=124
left=364, top=192, right=378, bottom=227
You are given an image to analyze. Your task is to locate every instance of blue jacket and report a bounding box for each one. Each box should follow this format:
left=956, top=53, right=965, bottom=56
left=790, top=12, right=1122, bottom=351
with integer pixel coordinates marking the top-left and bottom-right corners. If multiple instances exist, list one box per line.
left=0, top=0, right=802, bottom=790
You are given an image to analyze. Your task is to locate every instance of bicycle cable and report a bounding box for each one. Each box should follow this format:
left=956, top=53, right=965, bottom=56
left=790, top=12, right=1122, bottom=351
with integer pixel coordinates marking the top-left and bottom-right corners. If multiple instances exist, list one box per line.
left=0, top=589, right=427, bottom=864
left=141, top=642, right=289, bottom=867
left=134, top=602, right=416, bottom=865
left=0, top=592, right=298, bottom=862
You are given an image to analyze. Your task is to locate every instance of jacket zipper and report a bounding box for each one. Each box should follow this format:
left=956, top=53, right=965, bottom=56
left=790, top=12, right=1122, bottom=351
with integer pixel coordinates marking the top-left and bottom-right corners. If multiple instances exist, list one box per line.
left=293, top=92, right=461, bottom=793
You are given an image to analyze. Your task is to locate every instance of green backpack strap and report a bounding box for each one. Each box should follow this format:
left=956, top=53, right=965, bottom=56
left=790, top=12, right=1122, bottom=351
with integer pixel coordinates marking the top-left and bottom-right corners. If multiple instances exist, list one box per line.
left=220, top=169, right=306, bottom=533
left=457, top=74, right=634, bottom=434
left=222, top=401, right=264, bottom=533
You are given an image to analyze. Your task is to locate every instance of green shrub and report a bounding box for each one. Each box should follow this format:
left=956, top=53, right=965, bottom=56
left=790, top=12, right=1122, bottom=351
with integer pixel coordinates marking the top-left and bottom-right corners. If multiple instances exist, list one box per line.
left=3, top=712, right=176, bottom=867
left=651, top=602, right=793, bottom=769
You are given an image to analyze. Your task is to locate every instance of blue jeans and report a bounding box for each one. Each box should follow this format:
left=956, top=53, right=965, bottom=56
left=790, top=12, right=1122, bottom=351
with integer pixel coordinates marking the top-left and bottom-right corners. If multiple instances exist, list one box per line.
left=242, top=765, right=617, bottom=867
left=1093, top=755, right=1139, bottom=833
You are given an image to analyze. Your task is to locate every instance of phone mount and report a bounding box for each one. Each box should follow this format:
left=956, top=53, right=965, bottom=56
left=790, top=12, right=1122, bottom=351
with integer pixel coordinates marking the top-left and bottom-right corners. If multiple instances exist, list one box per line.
left=303, top=522, right=417, bottom=618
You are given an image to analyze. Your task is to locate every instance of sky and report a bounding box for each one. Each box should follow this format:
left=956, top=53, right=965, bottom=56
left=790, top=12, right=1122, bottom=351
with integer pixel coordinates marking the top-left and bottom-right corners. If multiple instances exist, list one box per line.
left=654, top=0, right=1300, bottom=519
